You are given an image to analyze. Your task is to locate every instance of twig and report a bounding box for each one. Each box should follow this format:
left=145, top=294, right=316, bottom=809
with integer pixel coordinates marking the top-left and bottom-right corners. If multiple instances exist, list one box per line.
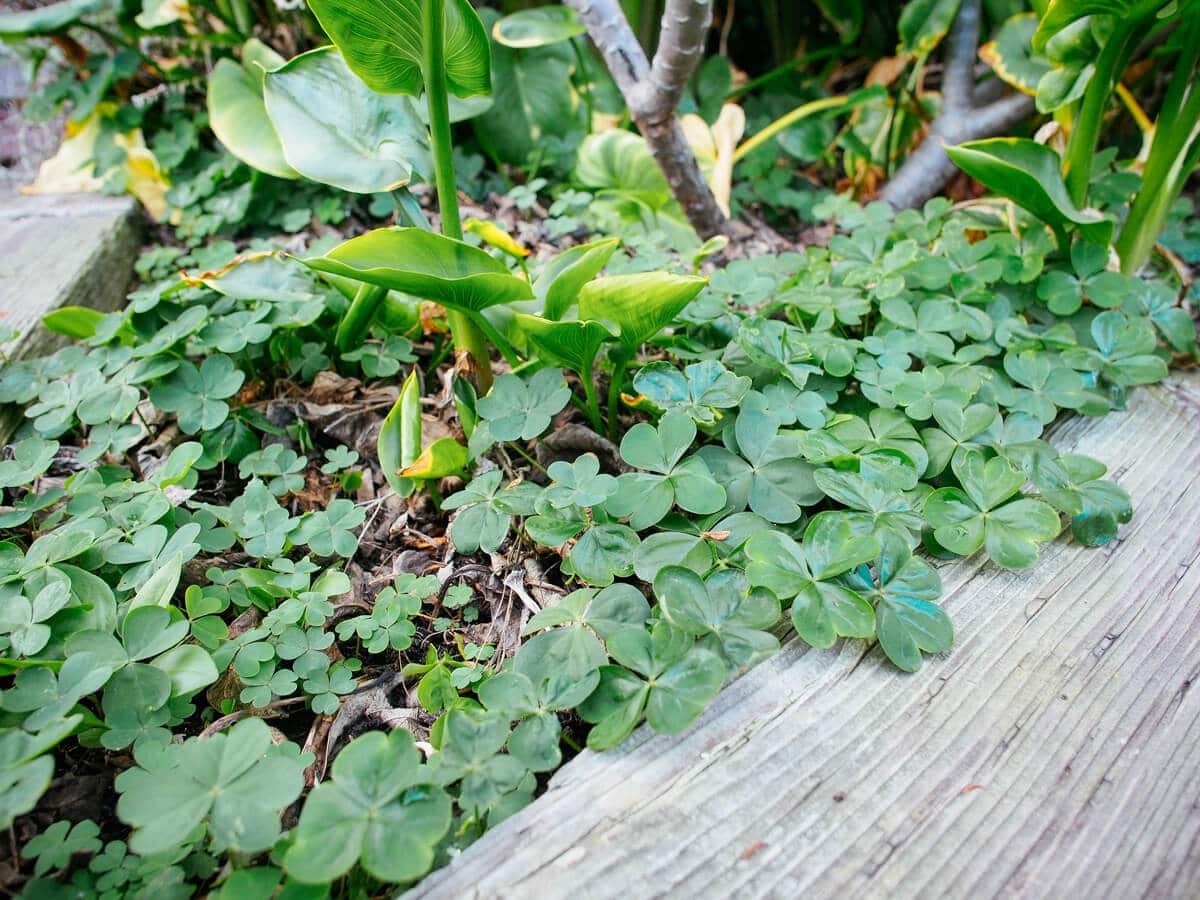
left=198, top=696, right=309, bottom=738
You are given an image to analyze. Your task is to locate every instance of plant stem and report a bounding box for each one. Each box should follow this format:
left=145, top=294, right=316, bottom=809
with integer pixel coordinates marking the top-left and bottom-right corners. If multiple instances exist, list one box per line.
left=336, top=283, right=388, bottom=352
left=423, top=0, right=493, bottom=392
left=607, top=354, right=630, bottom=441
left=581, top=363, right=604, bottom=433
left=1064, top=26, right=1136, bottom=208
left=391, top=188, right=432, bottom=230
left=508, top=442, right=550, bottom=478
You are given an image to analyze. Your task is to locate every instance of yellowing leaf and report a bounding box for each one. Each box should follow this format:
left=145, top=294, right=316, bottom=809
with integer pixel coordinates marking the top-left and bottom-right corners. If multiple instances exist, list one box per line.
left=465, top=218, right=529, bottom=258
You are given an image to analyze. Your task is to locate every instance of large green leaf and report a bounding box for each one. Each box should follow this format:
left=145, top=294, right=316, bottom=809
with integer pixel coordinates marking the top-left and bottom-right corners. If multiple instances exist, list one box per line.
left=980, top=13, right=1052, bottom=96
left=208, top=56, right=299, bottom=181
left=307, top=0, right=492, bottom=98
left=263, top=47, right=430, bottom=194
left=578, top=273, right=707, bottom=349
left=493, top=6, right=586, bottom=47
left=898, top=0, right=963, bottom=57
left=301, top=228, right=534, bottom=313
left=946, top=138, right=1114, bottom=245
left=575, top=129, right=669, bottom=195
left=1032, top=0, right=1161, bottom=52
left=0, top=0, right=114, bottom=36
left=475, top=27, right=581, bottom=171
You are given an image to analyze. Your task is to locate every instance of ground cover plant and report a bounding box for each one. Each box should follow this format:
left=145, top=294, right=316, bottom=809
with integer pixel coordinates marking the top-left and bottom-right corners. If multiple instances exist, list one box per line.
left=1, top=0, right=1198, bottom=897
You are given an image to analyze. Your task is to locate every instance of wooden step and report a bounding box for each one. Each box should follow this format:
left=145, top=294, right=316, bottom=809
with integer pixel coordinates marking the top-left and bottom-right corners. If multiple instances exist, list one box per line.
left=406, top=372, right=1200, bottom=900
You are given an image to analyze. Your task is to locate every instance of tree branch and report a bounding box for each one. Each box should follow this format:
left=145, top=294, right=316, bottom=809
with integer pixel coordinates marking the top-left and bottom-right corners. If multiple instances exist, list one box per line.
left=565, top=0, right=728, bottom=237
left=880, top=0, right=1035, bottom=210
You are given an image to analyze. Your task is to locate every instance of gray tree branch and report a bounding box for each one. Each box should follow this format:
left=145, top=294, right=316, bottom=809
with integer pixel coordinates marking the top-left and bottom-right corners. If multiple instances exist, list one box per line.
left=565, top=0, right=728, bottom=237
left=879, top=0, right=1035, bottom=210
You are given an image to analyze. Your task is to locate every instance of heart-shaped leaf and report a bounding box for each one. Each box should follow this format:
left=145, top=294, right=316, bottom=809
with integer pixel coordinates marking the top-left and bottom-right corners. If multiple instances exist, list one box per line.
left=308, top=0, right=491, bottom=98
left=263, top=47, right=430, bottom=193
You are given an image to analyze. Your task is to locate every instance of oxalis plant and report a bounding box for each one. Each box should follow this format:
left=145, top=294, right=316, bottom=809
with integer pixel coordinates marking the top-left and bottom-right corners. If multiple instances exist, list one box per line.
left=0, top=186, right=1194, bottom=893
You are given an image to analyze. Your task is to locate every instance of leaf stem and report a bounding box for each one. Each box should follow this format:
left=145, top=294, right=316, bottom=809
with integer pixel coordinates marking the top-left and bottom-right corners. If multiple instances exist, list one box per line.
left=336, top=283, right=388, bottom=352
left=607, top=353, right=630, bottom=441
left=423, top=0, right=493, bottom=392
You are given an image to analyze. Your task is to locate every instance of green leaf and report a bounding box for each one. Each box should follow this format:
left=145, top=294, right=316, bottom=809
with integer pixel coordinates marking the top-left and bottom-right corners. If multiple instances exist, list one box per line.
left=566, top=523, right=640, bottom=586
left=401, top=437, right=468, bottom=480
left=115, top=717, right=309, bottom=856
left=285, top=730, right=451, bottom=885
left=843, top=535, right=952, bottom=671
left=308, top=0, right=492, bottom=98
left=379, top=369, right=422, bottom=498
left=980, top=12, right=1050, bottom=95
left=301, top=228, right=534, bottom=313
left=263, top=47, right=431, bottom=193
left=442, top=470, right=541, bottom=554
left=898, top=0, right=963, bottom=56
left=208, top=56, right=299, bottom=181
left=0, top=438, right=58, bottom=490
left=1032, top=0, right=1158, bottom=52
left=578, top=273, right=708, bottom=349
left=476, top=369, right=571, bottom=441
left=535, top=237, right=621, bottom=320
left=543, top=454, right=618, bottom=509
left=493, top=6, right=586, bottom=47
left=946, top=138, right=1114, bottom=245
left=579, top=623, right=726, bottom=747
left=515, top=315, right=617, bottom=379
left=745, top=516, right=878, bottom=648
left=654, top=567, right=780, bottom=669
left=0, top=0, right=114, bottom=36
left=632, top=361, right=751, bottom=426
left=476, top=11, right=581, bottom=167
left=42, top=306, right=103, bottom=340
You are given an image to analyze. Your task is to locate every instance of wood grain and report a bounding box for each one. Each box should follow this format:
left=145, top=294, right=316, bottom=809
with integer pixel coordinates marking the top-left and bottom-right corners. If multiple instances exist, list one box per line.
left=0, top=193, right=139, bottom=438
left=407, top=371, right=1200, bottom=900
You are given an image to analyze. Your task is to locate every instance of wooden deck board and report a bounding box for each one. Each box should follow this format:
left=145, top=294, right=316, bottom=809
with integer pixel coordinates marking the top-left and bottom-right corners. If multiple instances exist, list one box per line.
left=407, top=371, right=1200, bottom=900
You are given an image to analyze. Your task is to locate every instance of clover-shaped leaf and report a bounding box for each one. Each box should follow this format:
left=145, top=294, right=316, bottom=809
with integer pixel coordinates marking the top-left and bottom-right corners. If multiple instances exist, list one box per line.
left=924, top=450, right=1061, bottom=569
left=149, top=355, right=245, bottom=435
left=1030, top=452, right=1132, bottom=547
left=841, top=534, right=952, bottom=672
left=697, top=406, right=820, bottom=524
left=578, top=622, right=725, bottom=749
left=442, top=470, right=541, bottom=554
left=430, top=709, right=527, bottom=815
left=542, top=453, right=618, bottom=509
left=1061, top=310, right=1168, bottom=387
left=522, top=583, right=651, bottom=639
left=1002, top=350, right=1090, bottom=424
left=285, top=729, right=451, bottom=885
left=565, top=522, right=640, bottom=586
left=294, top=499, right=366, bottom=557
left=919, top=399, right=1000, bottom=476
left=476, top=369, right=571, bottom=441
left=812, top=468, right=925, bottom=547
left=632, top=360, right=750, bottom=425
left=0, top=652, right=113, bottom=731
left=0, top=438, right=58, bottom=489
left=115, top=716, right=309, bottom=856
left=654, top=567, right=780, bottom=669
left=607, top=411, right=726, bottom=529
left=24, top=819, right=102, bottom=877
left=745, top=512, right=878, bottom=648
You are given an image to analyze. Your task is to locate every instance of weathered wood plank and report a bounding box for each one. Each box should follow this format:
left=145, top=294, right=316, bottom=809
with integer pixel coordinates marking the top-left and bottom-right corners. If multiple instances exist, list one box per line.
left=0, top=193, right=139, bottom=437
left=407, top=371, right=1200, bottom=900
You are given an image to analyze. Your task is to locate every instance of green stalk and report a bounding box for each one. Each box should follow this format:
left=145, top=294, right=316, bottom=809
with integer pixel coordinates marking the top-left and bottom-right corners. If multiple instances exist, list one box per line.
left=607, top=354, right=630, bottom=441
left=391, top=188, right=432, bottom=230
left=1115, top=18, right=1200, bottom=272
left=581, top=363, right=604, bottom=434
left=336, top=283, right=388, bottom=352
left=423, top=0, right=493, bottom=392
left=1063, top=26, right=1138, bottom=208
